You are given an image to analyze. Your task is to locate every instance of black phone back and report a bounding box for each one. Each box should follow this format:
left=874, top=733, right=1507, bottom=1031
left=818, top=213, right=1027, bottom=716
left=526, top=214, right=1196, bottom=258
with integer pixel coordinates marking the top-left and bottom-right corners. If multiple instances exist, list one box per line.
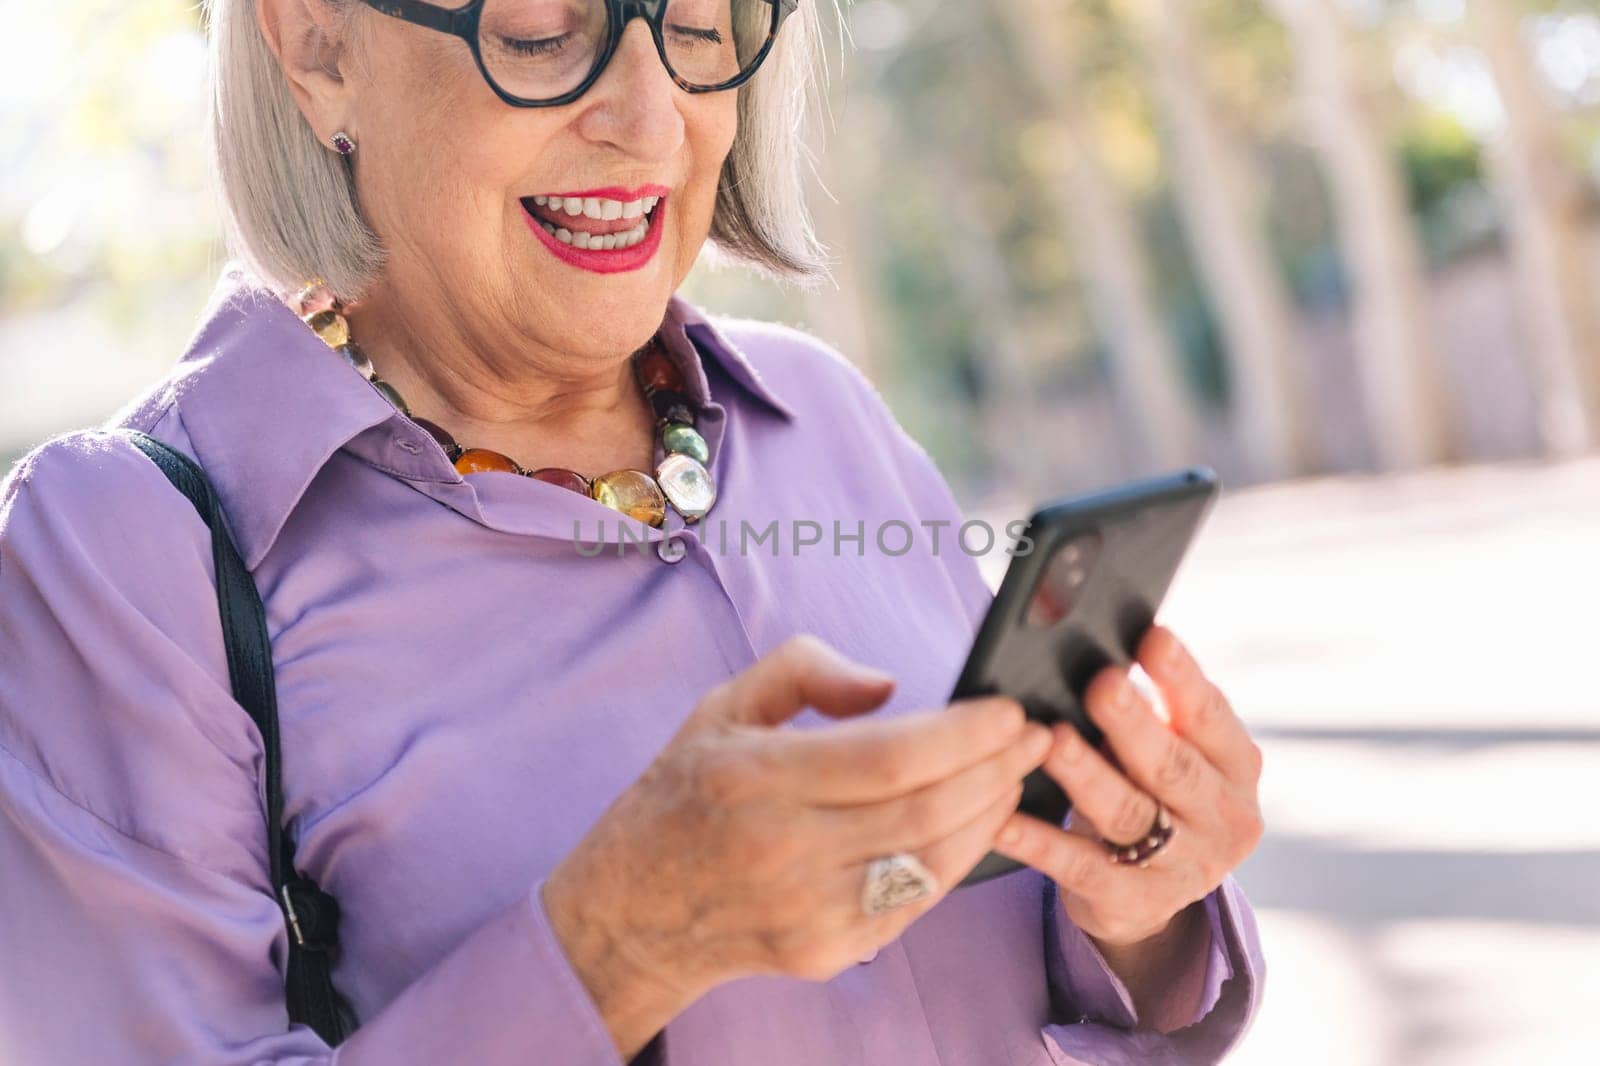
left=953, top=467, right=1220, bottom=887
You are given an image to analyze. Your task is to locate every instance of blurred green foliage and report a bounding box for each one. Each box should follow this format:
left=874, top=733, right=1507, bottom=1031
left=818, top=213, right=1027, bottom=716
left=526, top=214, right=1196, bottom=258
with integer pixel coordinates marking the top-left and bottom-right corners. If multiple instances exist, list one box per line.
left=4, top=0, right=1598, bottom=489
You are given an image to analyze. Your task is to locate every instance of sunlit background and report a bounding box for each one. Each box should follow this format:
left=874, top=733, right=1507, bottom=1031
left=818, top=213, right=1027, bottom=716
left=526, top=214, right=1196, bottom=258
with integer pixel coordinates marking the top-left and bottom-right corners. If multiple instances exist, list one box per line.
left=3, top=0, right=1598, bottom=1062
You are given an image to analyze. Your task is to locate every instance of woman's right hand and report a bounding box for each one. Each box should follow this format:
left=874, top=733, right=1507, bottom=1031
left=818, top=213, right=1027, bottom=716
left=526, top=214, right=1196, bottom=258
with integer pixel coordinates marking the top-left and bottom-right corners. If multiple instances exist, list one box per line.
left=542, top=634, right=1052, bottom=1059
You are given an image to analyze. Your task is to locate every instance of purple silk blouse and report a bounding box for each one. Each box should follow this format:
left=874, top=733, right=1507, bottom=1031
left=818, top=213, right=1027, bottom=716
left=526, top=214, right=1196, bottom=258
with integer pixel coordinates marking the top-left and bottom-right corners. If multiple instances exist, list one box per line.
left=0, top=266, right=1263, bottom=1064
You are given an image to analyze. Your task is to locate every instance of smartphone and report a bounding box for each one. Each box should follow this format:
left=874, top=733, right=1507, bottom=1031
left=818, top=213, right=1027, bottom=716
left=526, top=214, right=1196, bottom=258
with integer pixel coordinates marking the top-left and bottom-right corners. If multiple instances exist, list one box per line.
left=952, top=467, right=1221, bottom=887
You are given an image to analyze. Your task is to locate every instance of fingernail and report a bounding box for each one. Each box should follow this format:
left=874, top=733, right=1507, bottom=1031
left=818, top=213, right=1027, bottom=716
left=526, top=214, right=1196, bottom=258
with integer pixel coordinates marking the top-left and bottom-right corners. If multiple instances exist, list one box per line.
left=1024, top=722, right=1052, bottom=757
left=847, top=660, right=895, bottom=683
left=1054, top=726, right=1085, bottom=764
left=1113, top=676, right=1136, bottom=713
left=986, top=697, right=1025, bottom=736
left=999, top=820, right=1022, bottom=846
left=1163, top=635, right=1185, bottom=670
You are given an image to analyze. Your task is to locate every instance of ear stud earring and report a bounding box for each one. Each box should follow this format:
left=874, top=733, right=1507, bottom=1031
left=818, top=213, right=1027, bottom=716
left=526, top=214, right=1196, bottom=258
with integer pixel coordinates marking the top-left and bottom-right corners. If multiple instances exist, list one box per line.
left=330, top=132, right=356, bottom=156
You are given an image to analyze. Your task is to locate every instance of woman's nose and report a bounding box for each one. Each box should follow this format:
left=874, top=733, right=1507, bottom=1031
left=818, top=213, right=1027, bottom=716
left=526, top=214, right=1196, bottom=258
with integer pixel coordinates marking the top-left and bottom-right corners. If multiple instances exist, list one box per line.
left=573, top=20, right=687, bottom=162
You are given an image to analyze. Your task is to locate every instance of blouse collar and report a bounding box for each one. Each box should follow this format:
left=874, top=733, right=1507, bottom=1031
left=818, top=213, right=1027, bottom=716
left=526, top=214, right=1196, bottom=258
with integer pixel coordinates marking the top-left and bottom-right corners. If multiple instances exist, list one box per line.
left=146, top=263, right=795, bottom=568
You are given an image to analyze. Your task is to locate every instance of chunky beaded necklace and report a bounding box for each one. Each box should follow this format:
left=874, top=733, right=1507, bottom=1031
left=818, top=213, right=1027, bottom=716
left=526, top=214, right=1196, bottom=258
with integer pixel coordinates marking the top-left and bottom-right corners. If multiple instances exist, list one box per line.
left=289, top=281, right=716, bottom=528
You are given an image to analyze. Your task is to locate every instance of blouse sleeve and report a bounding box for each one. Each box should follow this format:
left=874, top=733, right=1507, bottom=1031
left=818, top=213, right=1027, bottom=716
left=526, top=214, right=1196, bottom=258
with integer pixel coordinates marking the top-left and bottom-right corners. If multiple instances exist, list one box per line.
left=0, top=432, right=628, bottom=1065
left=1041, top=874, right=1266, bottom=1061
left=827, top=358, right=1266, bottom=1057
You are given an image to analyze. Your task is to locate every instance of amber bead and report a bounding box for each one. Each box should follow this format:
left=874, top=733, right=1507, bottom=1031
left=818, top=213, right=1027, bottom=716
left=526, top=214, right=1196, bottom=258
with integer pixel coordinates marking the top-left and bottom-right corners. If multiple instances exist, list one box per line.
left=591, top=469, right=667, bottom=527
left=412, top=417, right=457, bottom=455
left=455, top=448, right=520, bottom=475
left=305, top=309, right=350, bottom=349
left=526, top=467, right=591, bottom=496
left=634, top=343, right=683, bottom=393
left=661, top=422, right=709, bottom=464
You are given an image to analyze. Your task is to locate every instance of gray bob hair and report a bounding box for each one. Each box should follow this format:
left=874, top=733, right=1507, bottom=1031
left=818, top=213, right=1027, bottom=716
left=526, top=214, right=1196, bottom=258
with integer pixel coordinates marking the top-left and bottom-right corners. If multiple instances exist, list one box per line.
left=202, top=0, right=835, bottom=303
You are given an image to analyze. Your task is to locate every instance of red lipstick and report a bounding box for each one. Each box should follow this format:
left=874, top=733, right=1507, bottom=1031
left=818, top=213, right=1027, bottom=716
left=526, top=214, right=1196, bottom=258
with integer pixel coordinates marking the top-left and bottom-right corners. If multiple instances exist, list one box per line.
left=521, top=184, right=670, bottom=275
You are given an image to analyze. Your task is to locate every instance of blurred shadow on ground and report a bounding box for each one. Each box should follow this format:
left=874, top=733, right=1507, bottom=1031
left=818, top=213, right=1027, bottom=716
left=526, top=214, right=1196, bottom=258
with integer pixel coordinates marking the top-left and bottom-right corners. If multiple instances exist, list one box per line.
left=1239, top=838, right=1599, bottom=927
left=1253, top=725, right=1600, bottom=748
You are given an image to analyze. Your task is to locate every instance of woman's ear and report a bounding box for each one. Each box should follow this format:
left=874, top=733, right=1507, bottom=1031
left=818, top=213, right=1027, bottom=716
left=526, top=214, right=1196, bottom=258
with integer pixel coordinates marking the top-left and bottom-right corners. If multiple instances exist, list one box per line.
left=255, top=0, right=357, bottom=139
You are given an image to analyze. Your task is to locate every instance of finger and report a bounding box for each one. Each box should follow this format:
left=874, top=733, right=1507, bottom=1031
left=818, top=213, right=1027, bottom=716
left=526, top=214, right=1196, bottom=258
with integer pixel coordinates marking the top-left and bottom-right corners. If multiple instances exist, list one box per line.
left=827, top=721, right=1053, bottom=859
left=703, top=634, right=896, bottom=729
left=990, top=809, right=1136, bottom=899
left=1039, top=722, right=1161, bottom=847
left=769, top=695, right=1029, bottom=804
left=806, top=784, right=1024, bottom=962
left=911, top=778, right=1027, bottom=895
left=1138, top=626, right=1263, bottom=785
left=1083, top=666, right=1223, bottom=821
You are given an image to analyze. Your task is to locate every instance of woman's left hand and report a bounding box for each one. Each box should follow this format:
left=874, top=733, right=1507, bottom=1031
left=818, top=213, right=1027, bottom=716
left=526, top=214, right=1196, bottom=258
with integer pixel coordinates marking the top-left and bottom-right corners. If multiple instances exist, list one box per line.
left=991, top=624, right=1264, bottom=949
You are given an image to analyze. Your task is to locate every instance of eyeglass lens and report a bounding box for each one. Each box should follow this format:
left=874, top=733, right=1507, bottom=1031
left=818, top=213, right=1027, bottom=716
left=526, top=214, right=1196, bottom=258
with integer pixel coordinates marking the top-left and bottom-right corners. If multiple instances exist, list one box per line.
left=477, top=0, right=777, bottom=101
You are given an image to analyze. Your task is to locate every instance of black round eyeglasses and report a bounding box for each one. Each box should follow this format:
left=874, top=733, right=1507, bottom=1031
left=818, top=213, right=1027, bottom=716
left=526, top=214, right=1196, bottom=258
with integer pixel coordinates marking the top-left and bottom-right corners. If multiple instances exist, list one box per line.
left=359, top=0, right=800, bottom=108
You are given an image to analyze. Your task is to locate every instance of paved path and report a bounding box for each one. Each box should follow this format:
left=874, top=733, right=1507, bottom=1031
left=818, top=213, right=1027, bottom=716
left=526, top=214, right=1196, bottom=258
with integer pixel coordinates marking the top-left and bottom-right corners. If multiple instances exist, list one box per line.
left=976, top=459, right=1600, bottom=1064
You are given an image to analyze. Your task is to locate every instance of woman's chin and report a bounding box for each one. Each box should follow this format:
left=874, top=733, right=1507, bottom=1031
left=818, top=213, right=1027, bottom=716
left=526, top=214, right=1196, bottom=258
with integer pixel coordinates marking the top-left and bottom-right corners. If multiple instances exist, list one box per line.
left=512, top=248, right=680, bottom=337
left=513, top=293, right=667, bottom=358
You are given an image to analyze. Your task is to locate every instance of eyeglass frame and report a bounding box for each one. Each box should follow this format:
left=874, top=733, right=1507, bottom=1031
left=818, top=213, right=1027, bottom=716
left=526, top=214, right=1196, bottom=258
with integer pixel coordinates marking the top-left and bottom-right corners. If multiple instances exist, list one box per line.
left=357, top=0, right=800, bottom=108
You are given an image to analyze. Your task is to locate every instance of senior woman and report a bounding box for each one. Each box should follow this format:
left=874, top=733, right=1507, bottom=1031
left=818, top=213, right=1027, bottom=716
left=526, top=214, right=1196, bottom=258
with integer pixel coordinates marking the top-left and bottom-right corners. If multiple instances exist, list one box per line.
left=0, top=0, right=1265, bottom=1062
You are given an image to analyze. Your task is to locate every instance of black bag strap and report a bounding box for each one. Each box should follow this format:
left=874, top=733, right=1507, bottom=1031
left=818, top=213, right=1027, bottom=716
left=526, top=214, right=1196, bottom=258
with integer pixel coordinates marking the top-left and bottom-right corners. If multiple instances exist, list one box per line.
left=121, top=429, right=357, bottom=1045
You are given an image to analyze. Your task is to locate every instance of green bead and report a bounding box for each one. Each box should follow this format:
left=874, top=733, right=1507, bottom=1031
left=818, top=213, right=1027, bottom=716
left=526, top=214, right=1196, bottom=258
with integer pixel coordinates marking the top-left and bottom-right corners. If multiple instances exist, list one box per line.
left=661, top=422, right=708, bottom=464
left=370, top=377, right=410, bottom=416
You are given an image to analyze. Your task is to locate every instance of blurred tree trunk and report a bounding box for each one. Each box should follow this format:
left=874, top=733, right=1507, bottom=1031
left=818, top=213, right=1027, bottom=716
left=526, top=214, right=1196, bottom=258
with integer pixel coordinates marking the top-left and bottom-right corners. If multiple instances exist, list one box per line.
left=805, top=123, right=888, bottom=382
left=928, top=150, right=1053, bottom=500
left=1126, top=0, right=1319, bottom=480
left=1269, top=0, right=1459, bottom=470
left=1469, top=0, right=1600, bottom=455
left=998, top=0, right=1207, bottom=474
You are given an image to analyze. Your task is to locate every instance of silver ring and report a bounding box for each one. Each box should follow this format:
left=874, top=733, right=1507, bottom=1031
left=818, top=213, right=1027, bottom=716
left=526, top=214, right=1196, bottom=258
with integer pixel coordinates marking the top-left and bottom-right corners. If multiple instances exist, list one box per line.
left=861, top=853, right=940, bottom=916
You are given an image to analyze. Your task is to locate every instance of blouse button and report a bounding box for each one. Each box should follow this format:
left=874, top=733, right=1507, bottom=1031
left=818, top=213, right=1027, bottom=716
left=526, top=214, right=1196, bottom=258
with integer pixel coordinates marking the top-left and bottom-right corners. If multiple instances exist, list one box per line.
left=658, top=532, right=690, bottom=564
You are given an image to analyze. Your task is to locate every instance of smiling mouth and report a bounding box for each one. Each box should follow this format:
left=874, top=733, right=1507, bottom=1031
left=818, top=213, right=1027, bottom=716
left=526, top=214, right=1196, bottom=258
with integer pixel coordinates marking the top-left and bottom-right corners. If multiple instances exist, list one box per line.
left=520, top=192, right=664, bottom=252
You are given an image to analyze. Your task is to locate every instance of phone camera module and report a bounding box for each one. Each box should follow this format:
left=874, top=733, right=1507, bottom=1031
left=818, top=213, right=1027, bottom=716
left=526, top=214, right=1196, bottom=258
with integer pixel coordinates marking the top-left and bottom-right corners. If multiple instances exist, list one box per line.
left=1023, top=531, right=1102, bottom=628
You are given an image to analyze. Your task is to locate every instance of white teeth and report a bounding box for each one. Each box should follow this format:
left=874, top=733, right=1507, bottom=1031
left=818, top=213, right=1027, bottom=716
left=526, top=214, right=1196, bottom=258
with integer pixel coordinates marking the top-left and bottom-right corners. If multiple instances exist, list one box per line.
left=532, top=195, right=661, bottom=219
left=536, top=214, right=651, bottom=251
left=581, top=197, right=634, bottom=220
